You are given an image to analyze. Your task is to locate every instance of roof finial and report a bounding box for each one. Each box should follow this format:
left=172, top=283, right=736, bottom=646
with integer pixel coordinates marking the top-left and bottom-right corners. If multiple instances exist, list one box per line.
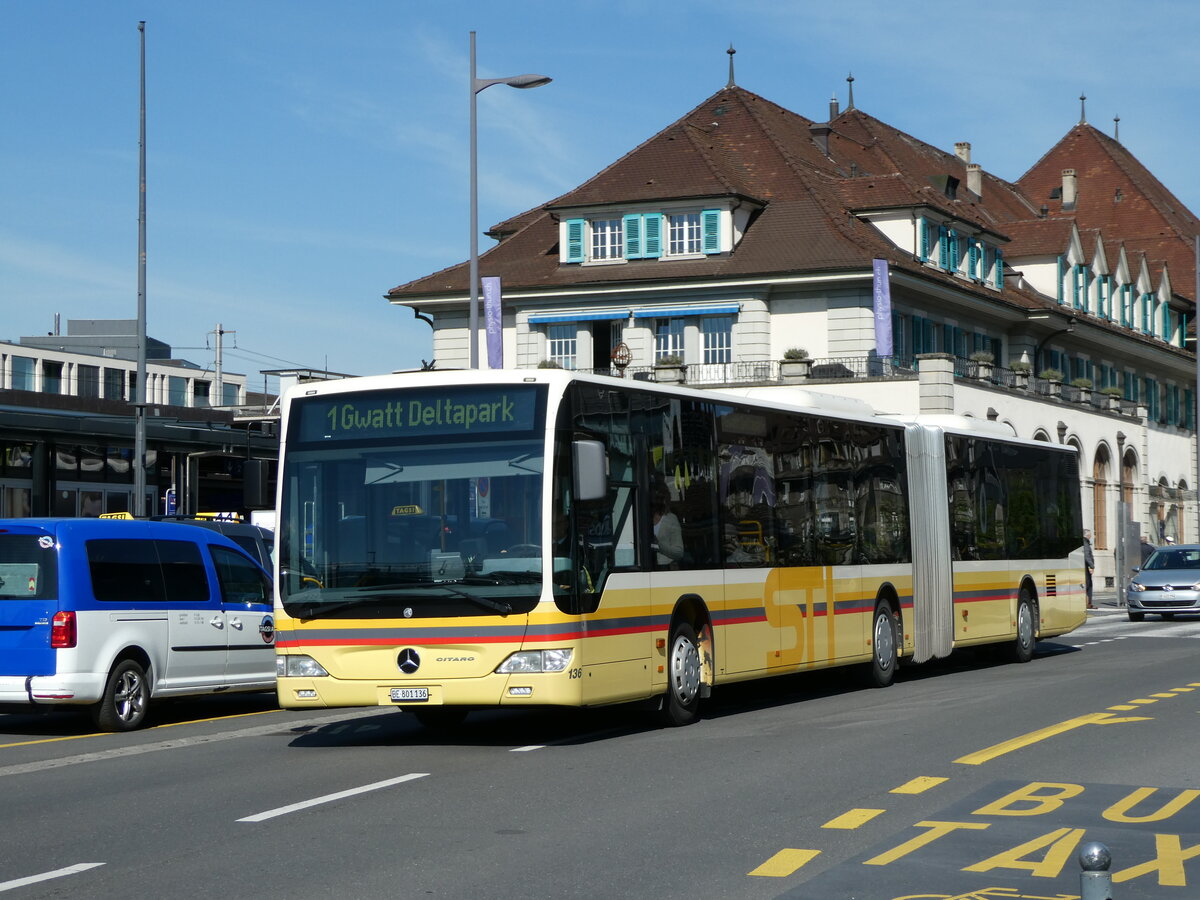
left=1079, top=92, right=1087, bottom=124
left=846, top=72, right=855, bottom=110
left=1113, top=113, right=1120, bottom=142
left=726, top=44, right=736, bottom=88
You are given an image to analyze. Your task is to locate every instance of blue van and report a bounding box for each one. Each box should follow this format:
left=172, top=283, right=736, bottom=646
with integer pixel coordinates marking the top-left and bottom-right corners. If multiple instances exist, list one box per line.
left=0, top=519, right=275, bottom=731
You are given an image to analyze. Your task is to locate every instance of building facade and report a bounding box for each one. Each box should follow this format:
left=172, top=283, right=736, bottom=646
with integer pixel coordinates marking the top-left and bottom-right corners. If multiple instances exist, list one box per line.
left=386, top=83, right=1198, bottom=587
left=0, top=320, right=273, bottom=519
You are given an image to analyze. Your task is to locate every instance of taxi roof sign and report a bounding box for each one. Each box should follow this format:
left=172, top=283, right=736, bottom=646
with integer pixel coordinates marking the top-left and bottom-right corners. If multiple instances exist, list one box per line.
left=99, top=512, right=134, bottom=520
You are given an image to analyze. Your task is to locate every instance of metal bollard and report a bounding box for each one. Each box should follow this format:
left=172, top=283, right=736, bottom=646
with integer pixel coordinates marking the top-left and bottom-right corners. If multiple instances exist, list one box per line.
left=1079, top=841, right=1113, bottom=900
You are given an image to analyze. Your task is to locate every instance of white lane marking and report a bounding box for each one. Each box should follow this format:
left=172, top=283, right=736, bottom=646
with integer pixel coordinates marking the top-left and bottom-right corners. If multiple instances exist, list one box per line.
left=0, top=863, right=105, bottom=892
left=510, top=745, right=545, bottom=752
left=238, top=773, right=428, bottom=822
left=0, top=709, right=386, bottom=779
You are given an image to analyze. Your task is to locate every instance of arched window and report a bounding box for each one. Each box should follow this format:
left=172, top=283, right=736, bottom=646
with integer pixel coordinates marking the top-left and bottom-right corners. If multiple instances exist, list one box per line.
left=1092, top=446, right=1110, bottom=550
left=1121, top=450, right=1136, bottom=507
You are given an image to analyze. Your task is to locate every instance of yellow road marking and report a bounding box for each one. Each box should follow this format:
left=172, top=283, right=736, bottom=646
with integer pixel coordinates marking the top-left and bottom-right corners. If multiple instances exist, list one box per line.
left=748, top=848, right=820, bottom=877
left=891, top=776, right=947, bottom=795
left=0, top=708, right=280, bottom=749
left=955, top=712, right=1149, bottom=766
left=1108, top=704, right=1137, bottom=710
left=1151, top=693, right=1178, bottom=699
left=1171, top=687, right=1194, bottom=692
left=823, top=808, right=885, bottom=829
left=1129, top=698, right=1158, bottom=704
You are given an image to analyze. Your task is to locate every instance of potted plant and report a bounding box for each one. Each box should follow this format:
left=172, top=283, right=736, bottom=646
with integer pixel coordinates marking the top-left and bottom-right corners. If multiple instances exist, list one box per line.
left=1100, top=385, right=1123, bottom=410
left=969, top=349, right=995, bottom=380
left=1038, top=368, right=1064, bottom=398
left=780, top=347, right=812, bottom=382
left=1070, top=376, right=1093, bottom=403
left=537, top=359, right=562, bottom=369
left=1009, top=359, right=1032, bottom=389
left=654, top=354, right=687, bottom=383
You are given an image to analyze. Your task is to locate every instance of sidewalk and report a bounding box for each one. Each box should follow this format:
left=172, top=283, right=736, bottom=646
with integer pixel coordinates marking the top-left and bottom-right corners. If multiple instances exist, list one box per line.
left=1088, top=587, right=1122, bottom=612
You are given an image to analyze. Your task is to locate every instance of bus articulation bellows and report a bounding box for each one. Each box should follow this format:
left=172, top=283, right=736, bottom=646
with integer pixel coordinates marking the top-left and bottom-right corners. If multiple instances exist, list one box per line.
left=274, top=370, right=1086, bottom=727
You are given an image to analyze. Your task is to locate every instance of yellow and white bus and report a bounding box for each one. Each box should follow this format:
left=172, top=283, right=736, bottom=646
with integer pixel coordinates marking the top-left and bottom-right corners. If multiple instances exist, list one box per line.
left=274, top=370, right=1085, bottom=727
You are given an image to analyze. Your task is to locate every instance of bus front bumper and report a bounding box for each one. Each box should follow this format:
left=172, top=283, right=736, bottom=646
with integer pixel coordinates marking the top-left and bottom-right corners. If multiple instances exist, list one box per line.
left=276, top=672, right=584, bottom=710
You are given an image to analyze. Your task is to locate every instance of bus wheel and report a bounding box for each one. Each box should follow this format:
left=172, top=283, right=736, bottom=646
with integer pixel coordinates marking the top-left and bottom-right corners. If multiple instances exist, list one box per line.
left=868, top=603, right=899, bottom=688
left=91, top=659, right=149, bottom=732
left=662, top=621, right=702, bottom=726
left=412, top=707, right=468, bottom=731
left=1009, top=591, right=1036, bottom=664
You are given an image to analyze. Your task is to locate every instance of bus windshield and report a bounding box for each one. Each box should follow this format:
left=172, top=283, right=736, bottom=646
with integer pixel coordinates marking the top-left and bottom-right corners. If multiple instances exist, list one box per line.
left=279, top=386, right=547, bottom=619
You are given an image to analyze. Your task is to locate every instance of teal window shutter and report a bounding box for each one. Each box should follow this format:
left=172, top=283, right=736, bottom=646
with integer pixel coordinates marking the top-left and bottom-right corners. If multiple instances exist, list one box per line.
left=643, top=213, right=662, bottom=258
left=701, top=209, right=720, bottom=254
left=948, top=230, right=959, bottom=272
left=1056, top=256, right=1064, bottom=304
left=968, top=240, right=979, bottom=279
left=938, top=226, right=949, bottom=268
left=995, top=249, right=1004, bottom=289
left=918, top=219, right=928, bottom=261
left=565, top=218, right=585, bottom=263
left=623, top=214, right=642, bottom=259
left=1181, top=312, right=1189, bottom=348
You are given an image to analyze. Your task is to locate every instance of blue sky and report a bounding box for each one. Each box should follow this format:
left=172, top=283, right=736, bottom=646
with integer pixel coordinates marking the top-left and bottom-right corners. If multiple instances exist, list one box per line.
left=4, top=1, right=1197, bottom=391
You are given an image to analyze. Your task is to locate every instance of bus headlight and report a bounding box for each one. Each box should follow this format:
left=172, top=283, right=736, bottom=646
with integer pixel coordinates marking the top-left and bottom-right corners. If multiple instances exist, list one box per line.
left=496, top=649, right=573, bottom=674
left=277, top=654, right=329, bottom=677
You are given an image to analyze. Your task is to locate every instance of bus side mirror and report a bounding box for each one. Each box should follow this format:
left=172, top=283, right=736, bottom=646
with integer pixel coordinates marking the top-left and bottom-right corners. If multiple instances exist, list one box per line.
left=573, top=440, right=608, bottom=502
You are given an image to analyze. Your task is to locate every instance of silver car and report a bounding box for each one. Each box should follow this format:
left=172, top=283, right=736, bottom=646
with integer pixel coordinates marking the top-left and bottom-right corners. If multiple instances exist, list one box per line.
left=1127, top=543, right=1200, bottom=621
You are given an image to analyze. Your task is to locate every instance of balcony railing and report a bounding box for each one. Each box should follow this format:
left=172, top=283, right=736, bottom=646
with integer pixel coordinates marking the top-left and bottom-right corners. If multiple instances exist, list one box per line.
left=566, top=356, right=1145, bottom=418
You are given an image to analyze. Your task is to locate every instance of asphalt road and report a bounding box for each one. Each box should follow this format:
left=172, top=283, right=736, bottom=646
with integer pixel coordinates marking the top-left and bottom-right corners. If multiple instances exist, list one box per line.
left=1, top=605, right=1197, bottom=899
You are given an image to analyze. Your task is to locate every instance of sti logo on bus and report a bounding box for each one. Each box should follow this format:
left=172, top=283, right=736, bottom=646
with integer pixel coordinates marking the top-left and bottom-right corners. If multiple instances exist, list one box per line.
left=397, top=649, right=421, bottom=674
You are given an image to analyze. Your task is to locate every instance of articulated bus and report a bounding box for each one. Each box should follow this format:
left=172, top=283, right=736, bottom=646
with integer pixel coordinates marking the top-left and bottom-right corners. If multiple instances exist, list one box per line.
left=274, top=370, right=1085, bottom=727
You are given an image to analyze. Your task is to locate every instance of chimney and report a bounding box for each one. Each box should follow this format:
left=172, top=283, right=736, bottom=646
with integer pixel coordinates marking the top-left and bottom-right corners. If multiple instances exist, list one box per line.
left=829, top=94, right=840, bottom=120
left=810, top=123, right=832, bottom=157
left=967, top=163, right=982, bottom=197
left=955, top=142, right=971, bottom=163
left=1062, top=169, right=1077, bottom=209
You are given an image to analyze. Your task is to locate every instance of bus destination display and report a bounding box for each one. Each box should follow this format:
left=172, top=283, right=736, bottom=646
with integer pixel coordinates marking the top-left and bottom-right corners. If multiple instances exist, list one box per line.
left=294, top=386, right=540, bottom=442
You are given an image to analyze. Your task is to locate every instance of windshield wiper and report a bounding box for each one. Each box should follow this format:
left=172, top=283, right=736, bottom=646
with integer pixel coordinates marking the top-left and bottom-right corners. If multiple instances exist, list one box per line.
left=464, top=571, right=542, bottom=586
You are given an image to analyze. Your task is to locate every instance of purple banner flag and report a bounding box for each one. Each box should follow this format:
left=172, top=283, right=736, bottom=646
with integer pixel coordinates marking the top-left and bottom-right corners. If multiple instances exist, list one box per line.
left=482, top=276, right=503, bottom=369
left=872, top=259, right=893, bottom=357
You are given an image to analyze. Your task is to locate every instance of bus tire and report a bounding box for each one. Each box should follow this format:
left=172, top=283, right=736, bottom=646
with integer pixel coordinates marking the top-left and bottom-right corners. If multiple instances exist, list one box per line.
left=91, top=659, right=150, bottom=732
left=412, top=707, right=468, bottom=731
left=661, top=620, right=702, bottom=726
left=1127, top=610, right=1145, bottom=622
left=867, top=602, right=899, bottom=688
left=1009, top=590, right=1036, bottom=664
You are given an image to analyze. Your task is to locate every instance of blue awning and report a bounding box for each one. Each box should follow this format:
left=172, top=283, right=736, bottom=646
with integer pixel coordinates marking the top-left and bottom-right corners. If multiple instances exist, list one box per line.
left=631, top=304, right=741, bottom=319
left=528, top=310, right=630, bottom=324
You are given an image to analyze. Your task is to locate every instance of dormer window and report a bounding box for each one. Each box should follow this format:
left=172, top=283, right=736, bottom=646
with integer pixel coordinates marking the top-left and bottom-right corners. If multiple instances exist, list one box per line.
left=562, top=208, right=724, bottom=264
left=591, top=219, right=623, bottom=260
left=668, top=213, right=703, bottom=255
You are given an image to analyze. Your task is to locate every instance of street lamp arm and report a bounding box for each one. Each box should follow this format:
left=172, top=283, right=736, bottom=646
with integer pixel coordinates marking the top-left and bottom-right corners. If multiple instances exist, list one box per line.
left=1032, top=315, right=1078, bottom=371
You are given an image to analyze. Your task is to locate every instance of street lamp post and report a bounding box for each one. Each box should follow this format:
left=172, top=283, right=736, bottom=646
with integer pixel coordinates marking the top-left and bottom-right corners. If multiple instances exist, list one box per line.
left=469, top=31, right=550, bottom=369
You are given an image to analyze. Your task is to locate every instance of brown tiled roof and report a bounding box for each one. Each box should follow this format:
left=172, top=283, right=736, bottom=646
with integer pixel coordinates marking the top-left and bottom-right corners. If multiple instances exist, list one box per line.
left=388, top=87, right=1195, bottom=314
left=1016, top=124, right=1199, bottom=299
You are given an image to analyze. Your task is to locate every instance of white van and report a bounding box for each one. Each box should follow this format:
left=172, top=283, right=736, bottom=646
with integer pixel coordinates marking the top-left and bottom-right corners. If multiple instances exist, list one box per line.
left=0, top=518, right=275, bottom=731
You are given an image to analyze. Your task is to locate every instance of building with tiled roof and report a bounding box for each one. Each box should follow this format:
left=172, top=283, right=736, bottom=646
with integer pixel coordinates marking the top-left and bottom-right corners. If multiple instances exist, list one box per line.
left=387, top=81, right=1198, bottom=585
